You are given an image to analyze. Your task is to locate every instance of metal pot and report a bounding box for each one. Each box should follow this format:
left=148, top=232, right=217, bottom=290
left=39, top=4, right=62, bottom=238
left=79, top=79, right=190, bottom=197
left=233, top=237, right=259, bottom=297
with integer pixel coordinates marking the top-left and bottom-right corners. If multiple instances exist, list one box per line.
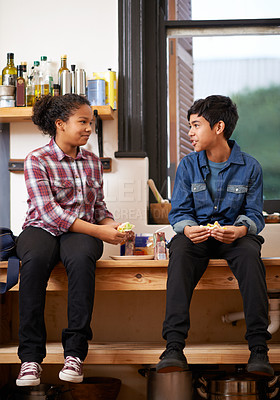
left=197, top=374, right=280, bottom=400
left=139, top=368, right=193, bottom=400
left=14, top=384, right=64, bottom=400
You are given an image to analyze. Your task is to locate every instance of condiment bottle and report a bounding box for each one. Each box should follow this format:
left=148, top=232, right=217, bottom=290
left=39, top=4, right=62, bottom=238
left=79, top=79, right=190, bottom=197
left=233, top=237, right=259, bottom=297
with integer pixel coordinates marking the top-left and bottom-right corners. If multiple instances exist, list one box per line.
left=58, top=55, right=70, bottom=92
left=52, top=84, right=60, bottom=96
left=16, top=65, right=26, bottom=107
left=26, top=75, right=35, bottom=106
left=2, top=53, right=17, bottom=86
left=40, top=56, right=50, bottom=96
left=71, top=65, right=76, bottom=93
left=21, top=62, right=28, bottom=83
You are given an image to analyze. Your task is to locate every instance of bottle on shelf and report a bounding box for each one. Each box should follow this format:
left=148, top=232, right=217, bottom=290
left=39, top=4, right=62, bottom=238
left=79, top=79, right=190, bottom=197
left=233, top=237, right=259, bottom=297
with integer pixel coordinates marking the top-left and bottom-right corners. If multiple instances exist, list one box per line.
left=58, top=55, right=70, bottom=93
left=26, top=75, right=35, bottom=106
left=21, top=62, right=28, bottom=83
left=32, top=61, right=41, bottom=100
left=71, top=65, right=76, bottom=94
left=46, top=60, right=54, bottom=95
left=52, top=84, right=60, bottom=96
left=39, top=56, right=50, bottom=96
left=16, top=65, right=26, bottom=107
left=2, top=53, right=17, bottom=86
left=60, top=70, right=71, bottom=95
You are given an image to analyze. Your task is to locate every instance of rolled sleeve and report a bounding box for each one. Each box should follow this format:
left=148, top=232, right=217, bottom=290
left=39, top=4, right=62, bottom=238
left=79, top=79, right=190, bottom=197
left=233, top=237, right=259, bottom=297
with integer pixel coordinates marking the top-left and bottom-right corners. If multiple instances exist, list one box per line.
left=239, top=160, right=265, bottom=234
left=173, top=219, right=198, bottom=234
left=234, top=214, right=258, bottom=235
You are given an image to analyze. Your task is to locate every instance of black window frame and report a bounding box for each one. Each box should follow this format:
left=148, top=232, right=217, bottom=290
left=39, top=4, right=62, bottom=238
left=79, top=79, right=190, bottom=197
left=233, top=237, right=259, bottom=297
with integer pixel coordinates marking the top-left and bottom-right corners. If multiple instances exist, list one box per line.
left=117, top=0, right=168, bottom=199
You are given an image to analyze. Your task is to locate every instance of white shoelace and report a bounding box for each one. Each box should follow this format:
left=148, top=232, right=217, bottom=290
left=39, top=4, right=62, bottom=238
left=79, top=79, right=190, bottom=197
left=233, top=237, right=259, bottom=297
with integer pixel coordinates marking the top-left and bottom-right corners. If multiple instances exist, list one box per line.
left=20, top=362, right=40, bottom=376
left=64, top=356, right=82, bottom=372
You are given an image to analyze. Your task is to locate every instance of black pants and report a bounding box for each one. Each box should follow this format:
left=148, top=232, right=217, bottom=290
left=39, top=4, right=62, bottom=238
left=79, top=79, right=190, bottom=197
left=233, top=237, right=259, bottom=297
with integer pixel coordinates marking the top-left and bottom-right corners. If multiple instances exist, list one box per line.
left=16, top=226, right=103, bottom=363
left=162, top=234, right=271, bottom=350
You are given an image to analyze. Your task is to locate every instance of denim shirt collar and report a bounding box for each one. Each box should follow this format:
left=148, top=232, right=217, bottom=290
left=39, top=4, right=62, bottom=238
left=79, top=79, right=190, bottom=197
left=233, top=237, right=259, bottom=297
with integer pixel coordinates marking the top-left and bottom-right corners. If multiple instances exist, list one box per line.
left=198, top=139, right=245, bottom=169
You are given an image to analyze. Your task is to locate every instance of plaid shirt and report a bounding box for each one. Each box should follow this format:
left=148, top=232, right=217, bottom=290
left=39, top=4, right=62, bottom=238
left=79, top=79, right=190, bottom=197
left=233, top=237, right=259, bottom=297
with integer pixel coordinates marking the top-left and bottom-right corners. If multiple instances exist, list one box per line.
left=22, top=138, right=113, bottom=236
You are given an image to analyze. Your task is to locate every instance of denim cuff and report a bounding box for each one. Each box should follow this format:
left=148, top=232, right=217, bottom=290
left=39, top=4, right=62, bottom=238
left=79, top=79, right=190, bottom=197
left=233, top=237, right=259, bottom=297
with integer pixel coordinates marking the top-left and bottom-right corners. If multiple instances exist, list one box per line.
left=234, top=214, right=257, bottom=235
left=173, top=219, right=198, bottom=234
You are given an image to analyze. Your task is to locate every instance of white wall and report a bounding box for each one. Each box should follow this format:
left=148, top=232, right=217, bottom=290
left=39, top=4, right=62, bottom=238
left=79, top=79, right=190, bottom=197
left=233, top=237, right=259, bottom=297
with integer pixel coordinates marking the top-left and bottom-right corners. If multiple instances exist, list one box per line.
left=0, top=0, right=118, bottom=76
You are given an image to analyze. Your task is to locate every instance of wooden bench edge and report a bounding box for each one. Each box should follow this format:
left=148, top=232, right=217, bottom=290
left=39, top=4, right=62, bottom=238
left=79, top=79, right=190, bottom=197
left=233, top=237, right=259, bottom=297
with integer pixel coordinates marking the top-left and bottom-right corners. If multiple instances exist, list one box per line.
left=1, top=257, right=280, bottom=269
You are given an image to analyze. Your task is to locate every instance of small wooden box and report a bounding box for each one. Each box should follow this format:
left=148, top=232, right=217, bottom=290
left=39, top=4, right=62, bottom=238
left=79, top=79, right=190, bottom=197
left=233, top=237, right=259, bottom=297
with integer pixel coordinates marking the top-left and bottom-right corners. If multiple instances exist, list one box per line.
left=149, top=203, right=171, bottom=224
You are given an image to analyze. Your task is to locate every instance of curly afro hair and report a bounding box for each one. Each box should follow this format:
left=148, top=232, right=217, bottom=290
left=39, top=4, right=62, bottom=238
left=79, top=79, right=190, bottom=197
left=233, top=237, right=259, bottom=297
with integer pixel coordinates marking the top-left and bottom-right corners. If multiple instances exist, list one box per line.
left=32, top=94, right=91, bottom=137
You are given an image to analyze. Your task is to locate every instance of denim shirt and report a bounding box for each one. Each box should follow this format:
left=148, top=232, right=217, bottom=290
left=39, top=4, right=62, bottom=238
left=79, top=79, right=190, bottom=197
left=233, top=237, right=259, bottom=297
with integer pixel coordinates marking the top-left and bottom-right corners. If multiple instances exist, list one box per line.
left=170, top=140, right=265, bottom=235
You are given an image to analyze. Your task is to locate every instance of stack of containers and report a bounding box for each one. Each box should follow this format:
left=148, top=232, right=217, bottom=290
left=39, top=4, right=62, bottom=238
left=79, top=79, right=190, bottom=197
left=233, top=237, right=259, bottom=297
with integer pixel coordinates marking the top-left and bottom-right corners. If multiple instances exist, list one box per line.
left=87, top=69, right=117, bottom=109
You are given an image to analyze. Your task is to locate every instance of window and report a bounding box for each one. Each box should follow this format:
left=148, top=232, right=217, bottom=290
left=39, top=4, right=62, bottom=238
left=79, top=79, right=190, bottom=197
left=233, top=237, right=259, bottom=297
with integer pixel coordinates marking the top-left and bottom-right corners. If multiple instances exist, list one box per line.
left=166, top=1, right=280, bottom=201
left=118, top=0, right=280, bottom=205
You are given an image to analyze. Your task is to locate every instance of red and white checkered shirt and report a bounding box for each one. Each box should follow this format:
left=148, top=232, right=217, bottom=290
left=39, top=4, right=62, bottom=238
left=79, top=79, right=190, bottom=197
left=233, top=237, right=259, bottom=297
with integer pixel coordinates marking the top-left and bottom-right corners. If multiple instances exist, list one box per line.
left=22, top=138, right=114, bottom=236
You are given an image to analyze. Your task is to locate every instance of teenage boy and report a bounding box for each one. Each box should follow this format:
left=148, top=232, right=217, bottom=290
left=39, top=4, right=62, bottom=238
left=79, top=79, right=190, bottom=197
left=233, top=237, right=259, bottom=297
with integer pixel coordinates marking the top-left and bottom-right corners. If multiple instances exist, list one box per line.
left=156, top=95, right=273, bottom=376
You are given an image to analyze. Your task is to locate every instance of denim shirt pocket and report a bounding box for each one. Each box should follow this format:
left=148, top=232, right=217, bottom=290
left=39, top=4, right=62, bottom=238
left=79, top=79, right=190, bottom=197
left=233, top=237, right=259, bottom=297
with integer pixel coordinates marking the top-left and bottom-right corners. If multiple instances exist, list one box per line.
left=191, top=183, right=207, bottom=207
left=226, top=184, right=248, bottom=207
left=227, top=184, right=248, bottom=194
left=191, top=183, right=207, bottom=193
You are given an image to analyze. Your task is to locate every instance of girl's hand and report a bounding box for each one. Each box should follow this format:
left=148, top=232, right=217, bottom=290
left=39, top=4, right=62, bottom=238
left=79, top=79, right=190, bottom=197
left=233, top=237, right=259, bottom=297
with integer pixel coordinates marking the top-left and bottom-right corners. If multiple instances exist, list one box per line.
left=94, top=224, right=126, bottom=245
left=69, top=217, right=126, bottom=244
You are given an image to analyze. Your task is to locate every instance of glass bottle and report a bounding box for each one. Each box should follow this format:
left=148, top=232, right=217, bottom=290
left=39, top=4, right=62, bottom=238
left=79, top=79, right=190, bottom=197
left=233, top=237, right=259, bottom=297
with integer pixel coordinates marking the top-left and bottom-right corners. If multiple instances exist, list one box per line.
left=16, top=65, right=26, bottom=107
left=52, top=84, right=60, bottom=96
left=21, top=62, right=28, bottom=83
left=26, top=75, right=35, bottom=107
left=33, top=61, right=41, bottom=100
left=71, top=64, right=76, bottom=93
left=58, top=55, right=69, bottom=90
left=2, top=53, right=17, bottom=86
left=46, top=60, right=54, bottom=95
left=39, top=56, right=49, bottom=96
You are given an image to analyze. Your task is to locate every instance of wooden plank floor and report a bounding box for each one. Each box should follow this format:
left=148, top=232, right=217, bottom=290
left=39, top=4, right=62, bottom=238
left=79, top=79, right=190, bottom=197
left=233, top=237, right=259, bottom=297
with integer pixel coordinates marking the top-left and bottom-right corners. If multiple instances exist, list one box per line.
left=1, top=342, right=280, bottom=365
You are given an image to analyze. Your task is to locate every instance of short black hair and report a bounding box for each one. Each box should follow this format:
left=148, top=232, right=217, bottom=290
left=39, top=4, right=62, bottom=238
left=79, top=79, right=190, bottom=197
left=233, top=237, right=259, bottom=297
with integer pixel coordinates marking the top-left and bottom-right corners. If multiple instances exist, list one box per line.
left=187, top=95, right=239, bottom=140
left=32, top=94, right=91, bottom=137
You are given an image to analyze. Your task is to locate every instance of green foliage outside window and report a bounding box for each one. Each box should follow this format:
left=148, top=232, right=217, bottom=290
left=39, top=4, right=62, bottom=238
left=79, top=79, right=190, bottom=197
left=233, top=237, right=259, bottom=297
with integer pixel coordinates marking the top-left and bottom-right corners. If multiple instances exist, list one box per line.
left=232, top=86, right=280, bottom=199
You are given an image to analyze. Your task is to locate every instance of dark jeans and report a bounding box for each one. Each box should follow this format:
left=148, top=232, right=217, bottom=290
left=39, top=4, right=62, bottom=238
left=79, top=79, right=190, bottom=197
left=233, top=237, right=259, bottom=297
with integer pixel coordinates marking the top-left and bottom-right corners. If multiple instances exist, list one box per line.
left=162, top=234, right=271, bottom=350
left=16, top=226, right=103, bottom=363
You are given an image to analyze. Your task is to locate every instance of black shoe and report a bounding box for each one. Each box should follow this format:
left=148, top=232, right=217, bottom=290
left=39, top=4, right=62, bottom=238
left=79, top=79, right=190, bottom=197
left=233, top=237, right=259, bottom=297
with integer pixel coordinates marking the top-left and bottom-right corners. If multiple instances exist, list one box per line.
left=246, top=346, right=274, bottom=377
left=156, top=345, right=189, bottom=373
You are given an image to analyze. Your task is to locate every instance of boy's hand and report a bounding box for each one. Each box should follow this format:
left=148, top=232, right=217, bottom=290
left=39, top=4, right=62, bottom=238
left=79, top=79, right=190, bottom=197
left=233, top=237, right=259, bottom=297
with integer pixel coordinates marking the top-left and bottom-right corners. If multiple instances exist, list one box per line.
left=184, top=225, right=211, bottom=243
left=210, top=225, right=248, bottom=244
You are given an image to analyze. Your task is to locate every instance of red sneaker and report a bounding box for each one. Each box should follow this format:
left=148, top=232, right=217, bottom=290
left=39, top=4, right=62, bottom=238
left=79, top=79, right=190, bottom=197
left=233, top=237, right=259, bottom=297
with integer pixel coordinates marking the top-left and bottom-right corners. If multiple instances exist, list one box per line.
left=59, top=356, right=84, bottom=383
left=16, top=362, right=42, bottom=386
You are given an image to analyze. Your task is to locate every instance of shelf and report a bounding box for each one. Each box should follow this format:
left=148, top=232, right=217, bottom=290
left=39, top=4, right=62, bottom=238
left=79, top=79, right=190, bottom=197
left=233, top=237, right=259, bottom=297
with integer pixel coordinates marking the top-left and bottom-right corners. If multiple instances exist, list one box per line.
left=1, top=342, right=280, bottom=365
left=0, top=105, right=114, bottom=123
